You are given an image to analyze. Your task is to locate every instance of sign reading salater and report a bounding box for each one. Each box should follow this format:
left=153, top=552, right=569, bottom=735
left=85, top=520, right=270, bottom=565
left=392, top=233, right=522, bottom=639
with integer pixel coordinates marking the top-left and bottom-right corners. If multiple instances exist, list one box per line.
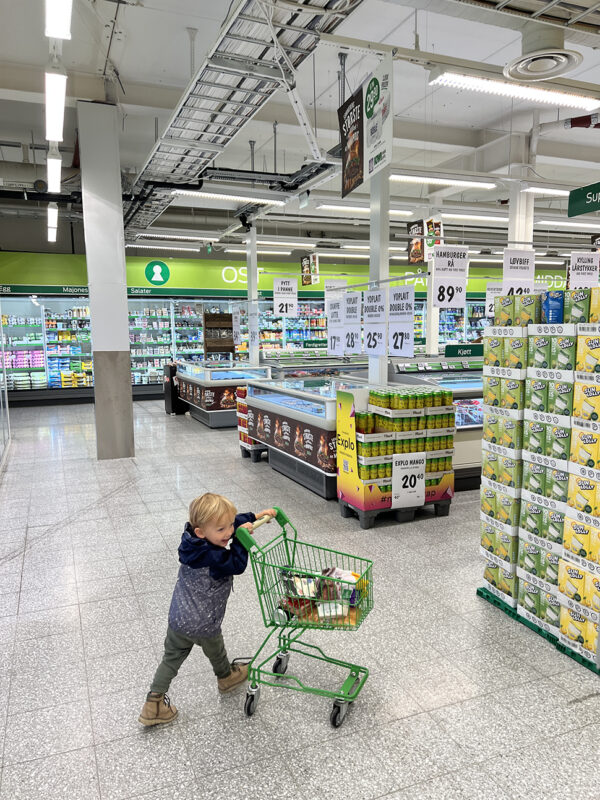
left=502, top=249, right=535, bottom=294
left=391, top=452, right=426, bottom=508
left=273, top=277, right=298, bottom=317
left=569, top=252, right=600, bottom=288
left=388, top=285, right=414, bottom=357
left=432, top=246, right=468, bottom=309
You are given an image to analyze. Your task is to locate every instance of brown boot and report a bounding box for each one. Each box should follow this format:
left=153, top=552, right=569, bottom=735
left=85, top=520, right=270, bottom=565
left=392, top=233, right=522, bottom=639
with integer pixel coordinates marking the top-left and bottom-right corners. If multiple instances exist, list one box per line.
left=138, top=692, right=178, bottom=727
left=217, top=663, right=248, bottom=694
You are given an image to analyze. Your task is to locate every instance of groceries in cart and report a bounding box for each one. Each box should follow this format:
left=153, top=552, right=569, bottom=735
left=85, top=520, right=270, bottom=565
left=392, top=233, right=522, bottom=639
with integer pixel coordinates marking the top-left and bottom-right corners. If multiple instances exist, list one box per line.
left=275, top=565, right=367, bottom=625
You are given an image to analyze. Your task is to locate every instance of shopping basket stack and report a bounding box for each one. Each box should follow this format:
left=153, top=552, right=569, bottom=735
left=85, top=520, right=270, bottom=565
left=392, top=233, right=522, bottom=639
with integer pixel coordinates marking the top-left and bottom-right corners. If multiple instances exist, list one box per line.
left=236, top=508, right=373, bottom=727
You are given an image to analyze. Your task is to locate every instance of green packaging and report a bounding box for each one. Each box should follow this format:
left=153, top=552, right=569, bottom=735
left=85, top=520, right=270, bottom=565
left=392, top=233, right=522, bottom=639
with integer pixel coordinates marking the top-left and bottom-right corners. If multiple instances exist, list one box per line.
left=524, top=420, right=545, bottom=454
left=544, top=552, right=560, bottom=586
left=498, top=567, right=518, bottom=599
left=496, top=491, right=520, bottom=527
left=529, top=335, right=552, bottom=369
left=481, top=521, right=496, bottom=553
left=544, top=425, right=571, bottom=461
left=551, top=336, right=577, bottom=371
left=496, top=530, right=518, bottom=563
left=498, top=455, right=522, bottom=488
left=519, top=580, right=541, bottom=616
left=483, top=375, right=501, bottom=406
left=481, top=486, right=496, bottom=518
left=523, top=460, right=546, bottom=494
left=483, top=413, right=500, bottom=443
left=540, top=591, right=561, bottom=627
left=519, top=540, right=543, bottom=576
left=547, top=380, right=574, bottom=416
left=501, top=378, right=525, bottom=410
left=545, top=468, right=569, bottom=502
left=482, top=451, right=499, bottom=482
left=520, top=500, right=544, bottom=535
left=495, top=295, right=514, bottom=326
left=544, top=507, right=565, bottom=544
left=484, top=335, right=503, bottom=366
left=564, top=288, right=591, bottom=324
left=503, top=334, right=528, bottom=369
left=483, top=561, right=500, bottom=588
left=514, top=294, right=541, bottom=326
left=525, top=378, right=548, bottom=412
left=500, top=417, right=523, bottom=450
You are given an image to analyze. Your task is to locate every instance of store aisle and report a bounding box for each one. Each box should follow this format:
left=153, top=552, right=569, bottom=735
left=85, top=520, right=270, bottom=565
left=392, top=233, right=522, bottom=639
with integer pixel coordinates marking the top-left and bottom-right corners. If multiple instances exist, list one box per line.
left=0, top=402, right=598, bottom=800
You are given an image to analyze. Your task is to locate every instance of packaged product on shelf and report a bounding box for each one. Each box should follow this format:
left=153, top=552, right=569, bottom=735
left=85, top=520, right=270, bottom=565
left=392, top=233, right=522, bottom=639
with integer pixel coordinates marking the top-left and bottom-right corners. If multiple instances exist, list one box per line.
left=523, top=460, right=545, bottom=494
left=559, top=560, right=586, bottom=602
left=514, top=294, right=541, bottom=326
left=573, top=381, right=600, bottom=421
left=481, top=521, right=496, bottom=553
left=500, top=417, right=523, bottom=450
left=519, top=581, right=541, bottom=615
left=503, top=332, right=528, bottom=369
left=496, top=530, right=518, bottom=563
left=590, top=526, right=600, bottom=563
left=563, top=518, right=592, bottom=559
left=568, top=474, right=598, bottom=515
left=560, top=606, right=586, bottom=643
left=584, top=572, right=600, bottom=611
left=545, top=468, right=569, bottom=502
left=541, top=291, right=564, bottom=324
left=550, top=335, right=577, bottom=371
left=483, top=375, right=501, bottom=406
left=521, top=499, right=544, bottom=535
left=498, top=567, right=518, bottom=598
left=570, top=426, right=600, bottom=468
left=585, top=620, right=598, bottom=654
left=519, top=540, right=543, bottom=575
left=545, top=425, right=571, bottom=461
left=483, top=413, right=500, bottom=443
left=524, top=420, right=545, bottom=453
left=482, top=450, right=499, bottom=481
left=545, top=552, right=560, bottom=585
left=499, top=455, right=522, bottom=488
left=590, top=288, right=600, bottom=324
left=496, top=491, right=520, bottom=527
left=576, top=333, right=600, bottom=373
left=501, top=378, right=525, bottom=410
left=483, top=560, right=500, bottom=588
left=564, top=288, right=591, bottom=324
left=525, top=377, right=548, bottom=412
left=544, top=508, right=565, bottom=544
left=481, top=486, right=496, bottom=518
left=484, top=335, right=503, bottom=366
left=541, top=592, right=561, bottom=627
left=547, top=380, right=574, bottom=416
left=494, top=295, right=514, bottom=326
left=529, top=336, right=552, bottom=369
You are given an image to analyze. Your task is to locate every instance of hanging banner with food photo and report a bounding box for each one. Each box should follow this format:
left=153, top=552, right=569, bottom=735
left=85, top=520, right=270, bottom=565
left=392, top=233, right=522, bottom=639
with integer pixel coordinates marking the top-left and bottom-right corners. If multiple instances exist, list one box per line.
left=338, top=88, right=364, bottom=197
left=407, top=220, right=425, bottom=264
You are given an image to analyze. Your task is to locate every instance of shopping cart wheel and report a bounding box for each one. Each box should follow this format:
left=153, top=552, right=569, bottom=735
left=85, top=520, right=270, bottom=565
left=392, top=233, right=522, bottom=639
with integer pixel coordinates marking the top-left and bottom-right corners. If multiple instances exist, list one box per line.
left=244, top=687, right=260, bottom=717
left=272, top=654, right=289, bottom=675
left=330, top=701, right=348, bottom=728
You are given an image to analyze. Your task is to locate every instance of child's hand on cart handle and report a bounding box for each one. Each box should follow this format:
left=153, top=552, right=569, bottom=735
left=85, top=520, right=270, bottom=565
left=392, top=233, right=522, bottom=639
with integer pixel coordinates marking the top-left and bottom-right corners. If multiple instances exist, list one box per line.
left=256, top=508, right=277, bottom=522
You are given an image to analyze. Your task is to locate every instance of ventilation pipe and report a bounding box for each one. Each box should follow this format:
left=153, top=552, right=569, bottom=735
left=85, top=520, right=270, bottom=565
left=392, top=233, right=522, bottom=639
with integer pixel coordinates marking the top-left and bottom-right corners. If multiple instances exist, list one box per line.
left=504, top=24, right=582, bottom=81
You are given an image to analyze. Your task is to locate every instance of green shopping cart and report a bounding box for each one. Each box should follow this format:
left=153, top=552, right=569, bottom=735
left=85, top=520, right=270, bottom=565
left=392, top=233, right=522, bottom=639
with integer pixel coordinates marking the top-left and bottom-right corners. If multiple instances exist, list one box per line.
left=236, top=507, right=373, bottom=728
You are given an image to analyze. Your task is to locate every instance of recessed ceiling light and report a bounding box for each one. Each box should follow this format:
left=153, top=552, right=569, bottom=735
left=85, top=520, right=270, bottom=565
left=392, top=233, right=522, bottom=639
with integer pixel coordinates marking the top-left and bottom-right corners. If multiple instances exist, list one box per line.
left=391, top=174, right=496, bottom=190
left=172, top=190, right=287, bottom=207
left=341, top=244, right=407, bottom=251
left=224, top=248, right=292, bottom=255
left=138, top=232, right=216, bottom=242
left=317, top=203, right=412, bottom=217
left=45, top=0, right=72, bottom=39
left=522, top=187, right=571, bottom=197
left=536, top=219, right=600, bottom=231
left=125, top=243, right=201, bottom=252
left=47, top=203, right=58, bottom=228
left=316, top=252, right=368, bottom=259
left=257, top=239, right=316, bottom=248
left=46, top=148, right=62, bottom=193
left=442, top=213, right=509, bottom=223
left=45, top=63, right=67, bottom=142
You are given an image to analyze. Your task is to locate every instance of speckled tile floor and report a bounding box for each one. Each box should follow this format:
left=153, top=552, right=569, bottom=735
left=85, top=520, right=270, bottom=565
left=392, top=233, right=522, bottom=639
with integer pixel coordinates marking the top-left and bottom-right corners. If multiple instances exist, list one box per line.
left=0, top=401, right=598, bottom=799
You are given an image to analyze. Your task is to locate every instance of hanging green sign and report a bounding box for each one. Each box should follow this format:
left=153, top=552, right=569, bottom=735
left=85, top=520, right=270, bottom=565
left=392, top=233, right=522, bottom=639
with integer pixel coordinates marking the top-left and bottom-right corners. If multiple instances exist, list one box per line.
left=568, top=181, right=600, bottom=218
left=144, top=260, right=170, bottom=285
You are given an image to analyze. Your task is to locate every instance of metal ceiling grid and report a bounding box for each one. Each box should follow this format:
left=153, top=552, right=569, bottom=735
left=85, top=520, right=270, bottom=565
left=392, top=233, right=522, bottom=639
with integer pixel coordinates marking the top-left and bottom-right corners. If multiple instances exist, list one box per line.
left=455, top=0, right=600, bottom=35
left=126, top=0, right=362, bottom=230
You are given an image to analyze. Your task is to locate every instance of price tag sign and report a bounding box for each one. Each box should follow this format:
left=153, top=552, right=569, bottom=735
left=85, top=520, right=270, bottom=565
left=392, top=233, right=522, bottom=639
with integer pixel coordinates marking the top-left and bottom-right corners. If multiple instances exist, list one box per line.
left=232, top=307, right=241, bottom=345
left=502, top=249, right=535, bottom=294
left=328, top=299, right=343, bottom=327
left=273, top=278, right=298, bottom=317
left=328, top=326, right=344, bottom=356
left=325, top=279, right=347, bottom=316
left=344, top=292, right=361, bottom=324
left=388, top=285, right=414, bottom=357
left=569, top=252, right=600, bottom=288
left=485, top=282, right=502, bottom=318
left=363, top=323, right=386, bottom=355
left=248, top=302, right=259, bottom=349
left=433, top=246, right=468, bottom=309
left=391, top=452, right=425, bottom=509
left=388, top=322, right=413, bottom=357
left=343, top=324, right=362, bottom=354
left=363, top=289, right=387, bottom=357
left=363, top=289, right=387, bottom=323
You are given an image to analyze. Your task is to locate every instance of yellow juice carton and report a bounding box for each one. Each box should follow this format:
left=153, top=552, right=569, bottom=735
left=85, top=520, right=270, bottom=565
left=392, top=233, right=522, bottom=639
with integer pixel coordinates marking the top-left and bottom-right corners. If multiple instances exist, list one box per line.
left=483, top=561, right=500, bottom=588
left=525, top=378, right=548, bottom=412
left=494, top=295, right=514, bottom=326
left=570, top=426, right=600, bottom=468
left=496, top=530, right=518, bottom=564
left=521, top=500, right=544, bottom=535
left=484, top=335, right=503, bottom=366
left=544, top=551, right=560, bottom=586
left=558, top=560, right=586, bottom=603
left=590, top=287, right=600, bottom=324
left=564, top=288, right=591, bottom=324
left=544, top=507, right=565, bottom=544
left=560, top=605, right=587, bottom=644
left=523, top=420, right=545, bottom=454
left=519, top=540, right=543, bottom=575
left=551, top=334, right=577, bottom=370
left=496, top=491, right=520, bottom=527
left=497, top=567, right=518, bottom=599
left=499, top=455, right=521, bottom=488
left=514, top=294, right=541, bottom=326
left=483, top=375, right=501, bottom=406
left=483, top=413, right=500, bottom=443
left=584, top=572, right=600, bottom=612
left=529, top=335, right=552, bottom=369
left=576, top=334, right=600, bottom=373
left=545, top=425, right=571, bottom=461
left=481, top=521, right=496, bottom=553
left=503, top=334, right=528, bottom=369
left=545, top=468, right=569, bottom=503
left=501, top=378, right=525, bottom=410
left=585, top=619, right=598, bottom=655
left=541, top=591, right=561, bottom=628
left=547, top=381, right=574, bottom=416
left=563, top=518, right=592, bottom=560
left=523, top=460, right=545, bottom=495
left=519, top=581, right=541, bottom=616
left=481, top=486, right=496, bottom=518
left=568, top=474, right=598, bottom=515
left=574, top=381, right=600, bottom=421
left=500, top=417, right=523, bottom=450
left=482, top=451, right=499, bottom=481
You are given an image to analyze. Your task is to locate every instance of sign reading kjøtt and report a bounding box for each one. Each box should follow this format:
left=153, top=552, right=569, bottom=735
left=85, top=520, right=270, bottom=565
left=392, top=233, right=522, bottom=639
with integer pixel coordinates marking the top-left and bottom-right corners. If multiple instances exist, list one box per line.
left=273, top=277, right=298, bottom=317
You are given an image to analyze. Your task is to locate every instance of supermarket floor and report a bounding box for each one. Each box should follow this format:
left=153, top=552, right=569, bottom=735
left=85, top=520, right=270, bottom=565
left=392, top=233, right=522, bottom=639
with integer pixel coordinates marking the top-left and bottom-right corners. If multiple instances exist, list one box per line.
left=1, top=402, right=600, bottom=800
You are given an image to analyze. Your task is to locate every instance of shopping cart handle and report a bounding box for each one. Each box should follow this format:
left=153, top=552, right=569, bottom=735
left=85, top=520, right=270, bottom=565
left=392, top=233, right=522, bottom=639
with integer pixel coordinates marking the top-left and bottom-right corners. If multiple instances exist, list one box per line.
left=235, top=506, right=290, bottom=552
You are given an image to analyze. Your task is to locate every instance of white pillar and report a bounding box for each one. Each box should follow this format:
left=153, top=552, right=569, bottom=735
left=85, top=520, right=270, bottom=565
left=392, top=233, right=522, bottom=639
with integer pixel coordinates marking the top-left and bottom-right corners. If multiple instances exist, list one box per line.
left=78, top=100, right=134, bottom=460
left=246, top=226, right=260, bottom=366
left=369, top=166, right=390, bottom=385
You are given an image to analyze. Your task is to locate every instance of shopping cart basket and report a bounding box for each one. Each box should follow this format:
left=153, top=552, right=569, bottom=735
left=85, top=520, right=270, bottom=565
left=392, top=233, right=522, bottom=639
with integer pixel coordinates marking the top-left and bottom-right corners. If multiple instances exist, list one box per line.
left=236, top=507, right=373, bottom=728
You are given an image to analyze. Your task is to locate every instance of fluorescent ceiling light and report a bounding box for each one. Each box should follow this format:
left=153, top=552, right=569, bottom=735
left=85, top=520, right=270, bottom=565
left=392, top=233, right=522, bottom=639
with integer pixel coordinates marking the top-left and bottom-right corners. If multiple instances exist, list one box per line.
left=47, top=227, right=57, bottom=243
left=442, top=213, right=509, bottom=223
left=45, top=0, right=73, bottom=39
left=224, top=248, right=292, bottom=255
left=470, top=258, right=503, bottom=263
left=46, top=147, right=62, bottom=193
left=390, top=256, right=408, bottom=261
left=391, top=174, right=496, bottom=190
left=138, top=232, right=216, bottom=242
left=341, top=244, right=407, bottom=251
left=317, top=252, right=368, bottom=259
left=172, top=190, right=286, bottom=207
left=125, top=243, right=201, bottom=252
left=316, top=203, right=412, bottom=217
left=257, top=239, right=316, bottom=248
left=471, top=256, right=565, bottom=265
left=430, top=70, right=600, bottom=112
left=45, top=64, right=67, bottom=142
left=47, top=203, right=58, bottom=228
left=536, top=219, right=600, bottom=231
left=522, top=186, right=571, bottom=197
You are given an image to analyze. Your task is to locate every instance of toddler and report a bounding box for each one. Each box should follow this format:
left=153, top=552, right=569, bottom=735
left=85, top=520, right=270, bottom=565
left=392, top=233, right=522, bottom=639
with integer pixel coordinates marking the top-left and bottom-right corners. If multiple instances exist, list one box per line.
left=139, top=492, right=276, bottom=726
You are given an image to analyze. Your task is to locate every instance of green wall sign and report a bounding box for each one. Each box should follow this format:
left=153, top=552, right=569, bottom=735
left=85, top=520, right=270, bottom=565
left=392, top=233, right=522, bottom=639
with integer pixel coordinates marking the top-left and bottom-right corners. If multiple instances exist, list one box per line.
left=144, top=260, right=170, bottom=285
left=444, top=344, right=483, bottom=358
left=568, top=181, right=600, bottom=218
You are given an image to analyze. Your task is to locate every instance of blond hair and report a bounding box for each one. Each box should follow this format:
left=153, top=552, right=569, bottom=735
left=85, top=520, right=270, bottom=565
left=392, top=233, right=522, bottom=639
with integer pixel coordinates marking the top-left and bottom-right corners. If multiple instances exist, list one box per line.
left=189, top=493, right=237, bottom=530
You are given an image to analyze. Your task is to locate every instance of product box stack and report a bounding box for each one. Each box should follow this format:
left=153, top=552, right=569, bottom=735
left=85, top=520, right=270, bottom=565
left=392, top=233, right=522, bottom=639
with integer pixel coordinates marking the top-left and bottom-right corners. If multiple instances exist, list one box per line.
left=236, top=386, right=264, bottom=454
